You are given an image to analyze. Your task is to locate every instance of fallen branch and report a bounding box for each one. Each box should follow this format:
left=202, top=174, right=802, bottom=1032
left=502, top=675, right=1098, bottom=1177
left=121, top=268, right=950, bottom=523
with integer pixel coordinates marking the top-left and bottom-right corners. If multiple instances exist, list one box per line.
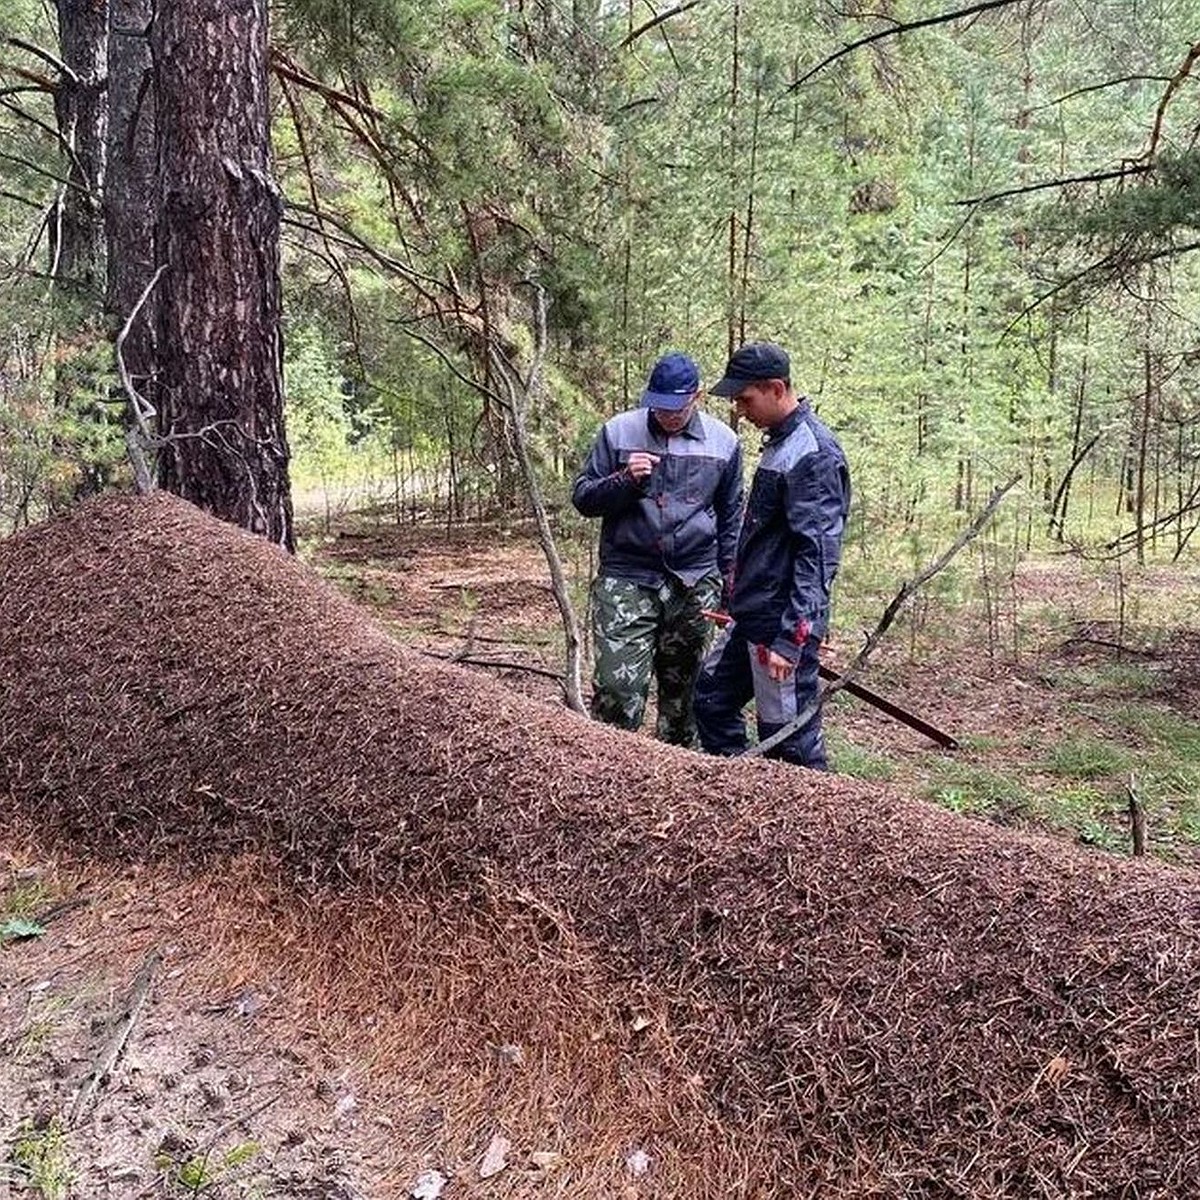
left=68, top=947, right=163, bottom=1125
left=198, top=1090, right=282, bottom=1156
left=32, top=896, right=91, bottom=926
left=418, top=648, right=566, bottom=686
left=744, top=474, right=1021, bottom=760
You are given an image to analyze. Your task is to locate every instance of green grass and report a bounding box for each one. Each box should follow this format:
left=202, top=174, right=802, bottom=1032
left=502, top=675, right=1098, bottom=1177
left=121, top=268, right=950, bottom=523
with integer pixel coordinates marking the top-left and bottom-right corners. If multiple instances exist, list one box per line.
left=1, top=880, right=50, bottom=919
left=1047, top=662, right=1161, bottom=696
left=826, top=732, right=895, bottom=781
left=1040, top=737, right=1135, bottom=780
left=925, top=761, right=1028, bottom=819
left=1028, top=783, right=1129, bottom=851
left=1109, top=704, right=1200, bottom=761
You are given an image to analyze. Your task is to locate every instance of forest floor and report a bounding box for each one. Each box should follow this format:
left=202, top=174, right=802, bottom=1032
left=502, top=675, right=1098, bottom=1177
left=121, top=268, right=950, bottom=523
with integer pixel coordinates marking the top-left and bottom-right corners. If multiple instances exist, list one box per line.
left=4, top=503, right=1200, bottom=1200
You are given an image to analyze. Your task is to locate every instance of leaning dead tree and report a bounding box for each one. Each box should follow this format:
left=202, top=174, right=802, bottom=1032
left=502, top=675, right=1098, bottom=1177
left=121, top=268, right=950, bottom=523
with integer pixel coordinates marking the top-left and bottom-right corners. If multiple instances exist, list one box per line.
left=490, top=281, right=587, bottom=716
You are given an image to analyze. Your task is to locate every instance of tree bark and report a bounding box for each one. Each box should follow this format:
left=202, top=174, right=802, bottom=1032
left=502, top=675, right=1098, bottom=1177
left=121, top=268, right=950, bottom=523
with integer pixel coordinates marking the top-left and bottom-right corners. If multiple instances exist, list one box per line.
left=53, top=0, right=107, bottom=301
left=152, top=0, right=294, bottom=550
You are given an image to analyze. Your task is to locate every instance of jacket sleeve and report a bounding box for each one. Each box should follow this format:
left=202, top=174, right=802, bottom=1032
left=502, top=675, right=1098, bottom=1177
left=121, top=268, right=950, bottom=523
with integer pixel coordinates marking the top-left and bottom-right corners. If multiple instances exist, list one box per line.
left=571, top=423, right=645, bottom=517
left=769, top=451, right=850, bottom=663
left=715, top=440, right=744, bottom=589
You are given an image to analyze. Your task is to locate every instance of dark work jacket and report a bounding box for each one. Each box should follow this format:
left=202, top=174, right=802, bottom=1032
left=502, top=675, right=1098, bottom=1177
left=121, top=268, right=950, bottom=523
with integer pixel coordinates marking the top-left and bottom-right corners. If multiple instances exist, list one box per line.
left=571, top=408, right=743, bottom=588
left=729, top=402, right=850, bottom=662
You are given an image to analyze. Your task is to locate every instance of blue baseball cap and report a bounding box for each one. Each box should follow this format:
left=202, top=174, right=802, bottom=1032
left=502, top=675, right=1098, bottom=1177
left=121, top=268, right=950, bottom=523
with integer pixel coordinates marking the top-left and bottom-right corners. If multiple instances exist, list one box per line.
left=710, top=342, right=791, bottom=397
left=640, top=352, right=700, bottom=411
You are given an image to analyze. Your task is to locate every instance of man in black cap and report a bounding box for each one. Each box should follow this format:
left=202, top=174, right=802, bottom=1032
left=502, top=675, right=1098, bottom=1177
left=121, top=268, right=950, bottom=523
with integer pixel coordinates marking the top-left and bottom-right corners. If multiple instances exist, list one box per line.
left=694, top=342, right=850, bottom=769
left=572, top=352, right=743, bottom=745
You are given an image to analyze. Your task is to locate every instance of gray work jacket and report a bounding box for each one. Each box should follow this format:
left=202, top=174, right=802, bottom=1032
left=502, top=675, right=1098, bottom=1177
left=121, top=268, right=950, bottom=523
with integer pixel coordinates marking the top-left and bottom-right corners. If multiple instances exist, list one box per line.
left=572, top=408, right=744, bottom=589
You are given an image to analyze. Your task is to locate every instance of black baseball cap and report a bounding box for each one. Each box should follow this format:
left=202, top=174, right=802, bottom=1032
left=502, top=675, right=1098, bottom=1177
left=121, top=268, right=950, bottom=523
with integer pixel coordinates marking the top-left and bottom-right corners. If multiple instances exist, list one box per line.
left=710, top=342, right=791, bottom=397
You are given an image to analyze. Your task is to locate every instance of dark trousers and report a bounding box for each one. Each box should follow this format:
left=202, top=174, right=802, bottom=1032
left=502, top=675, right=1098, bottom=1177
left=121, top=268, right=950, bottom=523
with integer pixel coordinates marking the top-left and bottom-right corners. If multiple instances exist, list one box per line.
left=694, top=625, right=828, bottom=769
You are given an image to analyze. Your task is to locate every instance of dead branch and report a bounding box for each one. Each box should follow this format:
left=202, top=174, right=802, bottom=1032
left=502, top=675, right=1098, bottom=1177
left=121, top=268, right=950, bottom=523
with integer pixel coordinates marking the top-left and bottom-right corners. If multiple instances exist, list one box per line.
left=0, top=66, right=56, bottom=92
left=32, top=896, right=91, bottom=925
left=269, top=48, right=387, bottom=120
left=745, top=474, right=1021, bottom=760
left=785, top=0, right=1025, bottom=93
left=418, top=648, right=566, bottom=686
left=954, top=164, right=1152, bottom=208
left=68, top=947, right=162, bottom=1125
left=619, top=1, right=704, bottom=49
left=277, top=74, right=364, bottom=375
left=115, top=263, right=167, bottom=495
left=1140, top=40, right=1200, bottom=162
left=5, top=36, right=78, bottom=84
left=198, top=1091, right=282, bottom=1156
left=489, top=288, right=587, bottom=715
left=1126, top=775, right=1147, bottom=857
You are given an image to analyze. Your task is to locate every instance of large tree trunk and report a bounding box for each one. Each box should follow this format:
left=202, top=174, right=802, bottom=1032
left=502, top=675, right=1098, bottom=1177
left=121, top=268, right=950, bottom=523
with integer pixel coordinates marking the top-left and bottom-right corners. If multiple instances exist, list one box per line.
left=53, top=0, right=107, bottom=301
left=152, top=0, right=294, bottom=551
left=104, top=0, right=156, bottom=390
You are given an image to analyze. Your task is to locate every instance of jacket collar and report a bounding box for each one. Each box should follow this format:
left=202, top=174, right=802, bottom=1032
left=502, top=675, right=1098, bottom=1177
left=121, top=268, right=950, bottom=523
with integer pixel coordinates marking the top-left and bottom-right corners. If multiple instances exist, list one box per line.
left=763, top=399, right=808, bottom=444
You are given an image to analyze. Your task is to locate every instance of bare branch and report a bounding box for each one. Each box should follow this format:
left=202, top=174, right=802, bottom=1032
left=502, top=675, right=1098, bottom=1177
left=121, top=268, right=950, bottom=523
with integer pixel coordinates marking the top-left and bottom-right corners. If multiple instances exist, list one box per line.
left=0, top=188, right=40, bottom=208
left=418, top=648, right=567, bottom=686
left=1140, top=40, right=1200, bottom=162
left=1030, top=74, right=1175, bottom=113
left=786, top=0, right=1025, bottom=93
left=0, top=148, right=83, bottom=191
left=954, top=163, right=1151, bottom=208
left=619, top=0, right=704, bottom=50
left=5, top=36, right=78, bottom=84
left=116, top=264, right=167, bottom=494
left=67, top=948, right=162, bottom=1126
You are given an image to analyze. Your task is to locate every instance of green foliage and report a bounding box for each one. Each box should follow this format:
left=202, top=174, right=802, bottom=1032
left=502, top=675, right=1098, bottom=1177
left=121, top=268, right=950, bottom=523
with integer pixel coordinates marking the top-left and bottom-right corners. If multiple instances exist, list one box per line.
left=0, top=916, right=46, bottom=944
left=825, top=730, right=895, bottom=781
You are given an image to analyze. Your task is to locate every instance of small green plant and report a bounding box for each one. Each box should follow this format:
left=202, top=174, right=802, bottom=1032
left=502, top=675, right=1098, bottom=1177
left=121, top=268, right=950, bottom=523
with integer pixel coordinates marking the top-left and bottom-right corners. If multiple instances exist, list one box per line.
left=158, top=1141, right=261, bottom=1195
left=10, top=1119, right=73, bottom=1200
left=14, top=995, right=70, bottom=1064
left=1, top=880, right=50, bottom=920
left=926, top=761, right=1028, bottom=819
left=0, top=916, right=46, bottom=945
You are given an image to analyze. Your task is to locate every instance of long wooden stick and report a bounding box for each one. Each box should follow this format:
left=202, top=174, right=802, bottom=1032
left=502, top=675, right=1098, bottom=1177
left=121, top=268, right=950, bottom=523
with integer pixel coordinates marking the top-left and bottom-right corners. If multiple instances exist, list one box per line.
left=68, top=948, right=162, bottom=1125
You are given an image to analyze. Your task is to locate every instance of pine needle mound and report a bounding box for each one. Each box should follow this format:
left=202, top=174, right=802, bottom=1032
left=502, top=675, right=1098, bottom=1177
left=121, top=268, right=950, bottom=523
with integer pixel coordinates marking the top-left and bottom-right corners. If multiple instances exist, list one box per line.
left=3, top=493, right=1199, bottom=1197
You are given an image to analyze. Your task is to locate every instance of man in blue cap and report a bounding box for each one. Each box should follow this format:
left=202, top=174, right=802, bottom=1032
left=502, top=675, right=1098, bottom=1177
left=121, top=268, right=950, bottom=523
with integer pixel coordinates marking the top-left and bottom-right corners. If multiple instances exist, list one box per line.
left=572, top=352, right=743, bottom=745
left=694, top=342, right=850, bottom=769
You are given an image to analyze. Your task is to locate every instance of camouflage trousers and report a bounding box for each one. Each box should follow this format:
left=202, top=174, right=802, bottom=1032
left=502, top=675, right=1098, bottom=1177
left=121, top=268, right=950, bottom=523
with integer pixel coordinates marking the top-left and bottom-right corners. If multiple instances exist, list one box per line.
left=589, top=573, right=722, bottom=746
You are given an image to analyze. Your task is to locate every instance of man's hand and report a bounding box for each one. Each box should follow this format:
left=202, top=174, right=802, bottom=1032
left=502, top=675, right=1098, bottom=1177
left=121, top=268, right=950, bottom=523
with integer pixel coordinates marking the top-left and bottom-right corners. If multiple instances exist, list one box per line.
left=626, top=452, right=661, bottom=482
left=763, top=648, right=795, bottom=682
